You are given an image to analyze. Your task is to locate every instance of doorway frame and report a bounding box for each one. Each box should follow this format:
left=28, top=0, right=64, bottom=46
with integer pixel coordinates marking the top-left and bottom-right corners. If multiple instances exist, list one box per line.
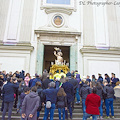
left=35, top=30, right=81, bottom=75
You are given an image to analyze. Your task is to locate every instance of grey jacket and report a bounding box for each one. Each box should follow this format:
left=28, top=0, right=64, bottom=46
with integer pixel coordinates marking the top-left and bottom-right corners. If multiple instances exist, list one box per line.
left=22, top=92, right=40, bottom=120
left=96, top=86, right=106, bottom=100
left=80, top=84, right=91, bottom=99
left=104, top=84, right=115, bottom=99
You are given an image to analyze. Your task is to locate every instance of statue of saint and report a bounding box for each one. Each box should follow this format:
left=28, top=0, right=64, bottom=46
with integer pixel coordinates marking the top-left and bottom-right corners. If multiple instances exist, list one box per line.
left=54, top=47, right=63, bottom=65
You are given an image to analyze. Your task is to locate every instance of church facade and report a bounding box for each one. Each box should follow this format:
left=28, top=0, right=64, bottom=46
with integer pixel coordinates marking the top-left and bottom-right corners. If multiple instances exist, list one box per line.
left=0, top=0, right=120, bottom=78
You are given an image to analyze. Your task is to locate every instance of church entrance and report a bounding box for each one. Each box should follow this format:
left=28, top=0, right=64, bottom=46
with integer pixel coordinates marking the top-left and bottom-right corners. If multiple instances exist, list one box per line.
left=43, top=45, right=70, bottom=72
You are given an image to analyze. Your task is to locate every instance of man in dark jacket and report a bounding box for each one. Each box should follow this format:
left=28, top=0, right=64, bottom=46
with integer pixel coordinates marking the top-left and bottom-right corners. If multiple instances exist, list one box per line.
left=104, top=82, right=115, bottom=119
left=41, top=69, right=49, bottom=82
left=79, top=81, right=91, bottom=120
left=31, top=74, right=42, bottom=88
left=62, top=77, right=74, bottom=120
left=97, top=73, right=103, bottom=83
left=43, top=82, right=59, bottom=120
left=86, top=75, right=91, bottom=84
left=2, top=77, right=19, bottom=120
left=68, top=74, right=78, bottom=110
left=42, top=75, right=51, bottom=89
left=111, top=73, right=119, bottom=88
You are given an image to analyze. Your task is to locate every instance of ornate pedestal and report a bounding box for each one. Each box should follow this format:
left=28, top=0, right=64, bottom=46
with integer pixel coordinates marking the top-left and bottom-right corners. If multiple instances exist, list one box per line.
left=49, top=64, right=69, bottom=75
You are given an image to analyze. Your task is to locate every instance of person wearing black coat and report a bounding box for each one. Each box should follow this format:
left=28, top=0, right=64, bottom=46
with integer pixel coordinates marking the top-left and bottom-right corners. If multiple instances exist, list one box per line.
left=111, top=73, right=119, bottom=88
left=79, top=81, right=91, bottom=120
left=62, top=77, right=74, bottom=120
left=42, top=76, right=51, bottom=89
left=105, top=74, right=110, bottom=84
left=96, top=82, right=106, bottom=119
left=104, top=82, right=115, bottom=118
left=68, top=74, right=78, bottom=110
left=2, top=77, right=19, bottom=120
left=56, top=88, right=67, bottom=120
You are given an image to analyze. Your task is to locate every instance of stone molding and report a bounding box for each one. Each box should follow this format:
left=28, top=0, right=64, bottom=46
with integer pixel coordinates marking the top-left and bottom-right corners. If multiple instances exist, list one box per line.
left=80, top=46, right=120, bottom=55
left=35, top=30, right=81, bottom=36
left=40, top=0, right=77, bottom=15
left=0, top=45, right=34, bottom=51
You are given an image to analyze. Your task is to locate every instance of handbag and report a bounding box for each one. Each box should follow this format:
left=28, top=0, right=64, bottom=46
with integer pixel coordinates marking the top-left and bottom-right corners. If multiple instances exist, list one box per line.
left=46, top=101, right=51, bottom=108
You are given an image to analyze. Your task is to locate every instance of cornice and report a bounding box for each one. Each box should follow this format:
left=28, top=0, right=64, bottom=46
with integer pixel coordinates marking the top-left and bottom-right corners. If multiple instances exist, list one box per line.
left=80, top=46, right=120, bottom=55
left=35, top=29, right=81, bottom=36
left=0, top=45, right=34, bottom=51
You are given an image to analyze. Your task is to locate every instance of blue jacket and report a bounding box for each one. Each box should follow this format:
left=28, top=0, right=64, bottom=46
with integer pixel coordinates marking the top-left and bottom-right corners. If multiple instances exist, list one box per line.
left=111, top=78, right=119, bottom=88
left=62, top=82, right=74, bottom=103
left=31, top=78, right=42, bottom=88
left=97, top=76, right=103, bottom=83
left=105, top=77, right=110, bottom=84
left=3, top=82, right=19, bottom=102
left=86, top=79, right=91, bottom=83
left=43, top=87, right=59, bottom=104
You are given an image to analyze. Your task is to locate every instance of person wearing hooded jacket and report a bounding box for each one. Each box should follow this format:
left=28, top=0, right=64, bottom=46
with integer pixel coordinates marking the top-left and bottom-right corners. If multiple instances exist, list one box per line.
left=79, top=81, right=91, bottom=120
left=22, top=86, right=40, bottom=120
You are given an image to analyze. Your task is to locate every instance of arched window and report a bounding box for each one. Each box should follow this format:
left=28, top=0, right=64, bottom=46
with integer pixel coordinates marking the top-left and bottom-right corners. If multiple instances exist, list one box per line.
left=47, top=0, right=70, bottom=5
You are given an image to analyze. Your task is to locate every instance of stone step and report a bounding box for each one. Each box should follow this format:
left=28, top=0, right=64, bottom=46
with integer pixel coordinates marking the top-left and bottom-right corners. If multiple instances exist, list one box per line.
left=0, top=116, right=120, bottom=120
left=0, top=99, right=119, bottom=120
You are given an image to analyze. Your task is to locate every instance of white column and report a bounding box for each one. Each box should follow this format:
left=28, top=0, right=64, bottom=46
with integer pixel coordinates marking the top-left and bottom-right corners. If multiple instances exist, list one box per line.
left=93, top=0, right=109, bottom=48
left=4, top=0, right=23, bottom=43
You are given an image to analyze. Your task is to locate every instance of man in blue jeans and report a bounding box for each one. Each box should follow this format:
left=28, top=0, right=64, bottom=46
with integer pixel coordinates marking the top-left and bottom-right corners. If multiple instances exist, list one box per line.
left=80, top=81, right=91, bottom=120
left=43, top=82, right=59, bottom=120
left=2, top=77, right=19, bottom=120
left=104, top=82, right=115, bottom=119
left=62, top=77, right=74, bottom=120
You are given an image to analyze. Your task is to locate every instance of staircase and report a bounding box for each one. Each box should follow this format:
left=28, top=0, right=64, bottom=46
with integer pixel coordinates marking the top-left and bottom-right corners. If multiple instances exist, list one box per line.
left=0, top=98, right=120, bottom=120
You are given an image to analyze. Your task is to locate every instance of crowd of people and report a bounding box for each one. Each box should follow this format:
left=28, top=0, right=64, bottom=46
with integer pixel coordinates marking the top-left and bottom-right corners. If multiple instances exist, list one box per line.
left=0, top=70, right=119, bottom=120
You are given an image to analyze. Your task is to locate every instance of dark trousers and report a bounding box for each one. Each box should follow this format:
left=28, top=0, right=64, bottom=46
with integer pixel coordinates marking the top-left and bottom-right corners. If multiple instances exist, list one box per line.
left=14, top=89, right=18, bottom=108
left=65, top=102, right=72, bottom=119
left=2, top=101, right=13, bottom=120
left=72, top=94, right=75, bottom=110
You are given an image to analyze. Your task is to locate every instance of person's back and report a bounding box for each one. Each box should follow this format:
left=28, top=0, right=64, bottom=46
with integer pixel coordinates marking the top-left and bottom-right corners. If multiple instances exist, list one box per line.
left=43, top=86, right=58, bottom=104
left=69, top=77, right=78, bottom=91
left=2, top=77, right=19, bottom=120
left=62, top=81, right=74, bottom=102
left=80, top=81, right=91, bottom=120
left=31, top=77, right=41, bottom=88
left=3, top=80, right=19, bottom=102
left=80, top=83, right=91, bottom=100
left=42, top=78, right=51, bottom=89
left=85, top=87, right=101, bottom=120
left=43, top=82, right=59, bottom=120
left=41, top=70, right=49, bottom=82
left=104, top=84, right=114, bottom=99
left=85, top=90, right=100, bottom=115
left=22, top=87, right=40, bottom=120
left=62, top=77, right=74, bottom=120
left=104, top=83, right=115, bottom=118
left=56, top=88, right=67, bottom=120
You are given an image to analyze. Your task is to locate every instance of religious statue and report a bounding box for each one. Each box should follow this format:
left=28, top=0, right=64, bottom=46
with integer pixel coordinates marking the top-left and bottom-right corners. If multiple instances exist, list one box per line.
left=54, top=47, right=63, bottom=65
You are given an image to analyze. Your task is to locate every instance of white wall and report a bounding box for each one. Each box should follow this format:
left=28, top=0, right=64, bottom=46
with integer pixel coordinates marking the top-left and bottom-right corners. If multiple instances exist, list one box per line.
left=0, top=49, right=30, bottom=74
left=83, top=53, right=120, bottom=79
